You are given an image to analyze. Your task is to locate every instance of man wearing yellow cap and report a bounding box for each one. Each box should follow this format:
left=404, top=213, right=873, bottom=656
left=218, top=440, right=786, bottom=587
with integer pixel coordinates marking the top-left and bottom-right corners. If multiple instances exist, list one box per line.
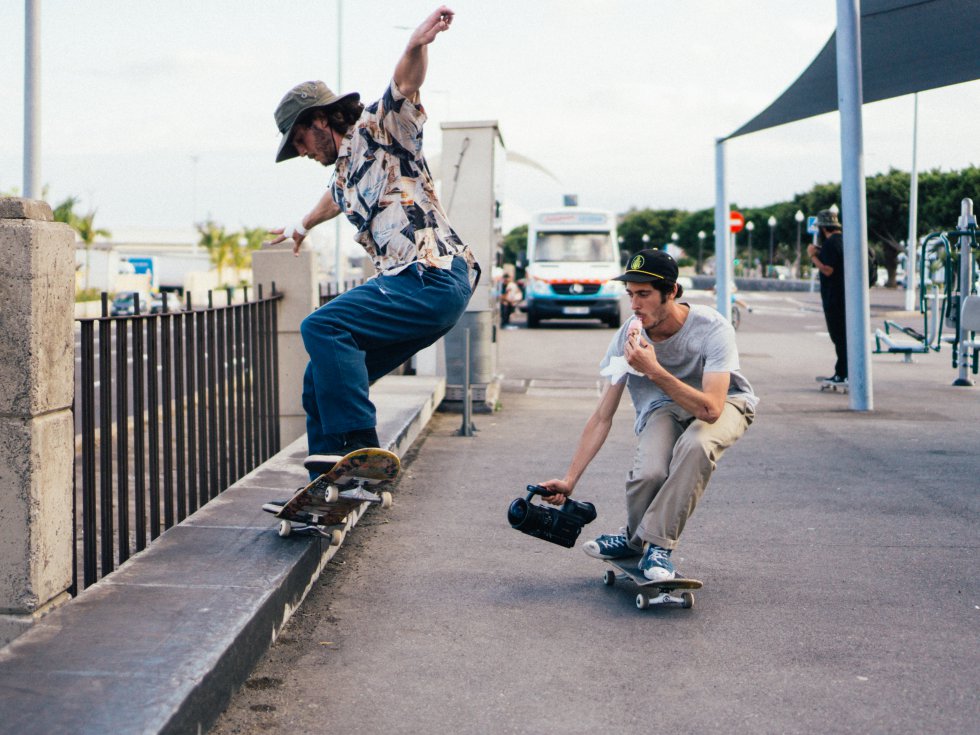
left=268, top=6, right=478, bottom=476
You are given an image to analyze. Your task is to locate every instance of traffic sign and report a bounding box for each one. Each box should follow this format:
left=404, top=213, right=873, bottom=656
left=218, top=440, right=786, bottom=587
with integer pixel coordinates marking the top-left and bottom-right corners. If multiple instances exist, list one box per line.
left=807, top=216, right=819, bottom=235
left=729, top=211, right=745, bottom=233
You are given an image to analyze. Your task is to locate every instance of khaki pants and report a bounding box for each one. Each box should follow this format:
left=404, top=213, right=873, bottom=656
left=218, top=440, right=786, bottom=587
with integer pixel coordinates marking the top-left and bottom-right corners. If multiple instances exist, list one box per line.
left=626, top=399, right=753, bottom=551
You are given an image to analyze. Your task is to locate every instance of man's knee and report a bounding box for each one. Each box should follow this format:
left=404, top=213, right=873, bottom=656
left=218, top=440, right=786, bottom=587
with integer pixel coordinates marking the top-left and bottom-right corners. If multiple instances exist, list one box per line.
left=672, top=430, right=716, bottom=473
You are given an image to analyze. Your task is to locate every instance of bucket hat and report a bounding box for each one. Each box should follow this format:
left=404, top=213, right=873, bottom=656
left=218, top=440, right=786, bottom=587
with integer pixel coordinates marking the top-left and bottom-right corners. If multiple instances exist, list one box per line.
left=814, top=209, right=841, bottom=228
left=274, top=80, right=359, bottom=162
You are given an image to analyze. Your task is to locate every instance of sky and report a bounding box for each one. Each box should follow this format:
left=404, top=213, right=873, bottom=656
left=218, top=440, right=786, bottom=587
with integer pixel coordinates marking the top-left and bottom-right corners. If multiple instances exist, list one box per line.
left=1, top=0, right=978, bottom=252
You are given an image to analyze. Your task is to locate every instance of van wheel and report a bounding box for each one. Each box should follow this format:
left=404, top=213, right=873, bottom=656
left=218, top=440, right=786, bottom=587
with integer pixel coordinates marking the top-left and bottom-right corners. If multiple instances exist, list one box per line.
left=527, top=311, right=540, bottom=329
left=605, top=314, right=621, bottom=328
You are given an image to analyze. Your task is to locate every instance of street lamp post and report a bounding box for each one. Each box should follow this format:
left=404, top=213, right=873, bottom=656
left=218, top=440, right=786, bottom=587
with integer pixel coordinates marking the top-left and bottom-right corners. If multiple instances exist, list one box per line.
left=794, top=209, right=805, bottom=278
left=641, top=233, right=650, bottom=249
left=745, top=221, right=755, bottom=277
left=670, top=231, right=678, bottom=253
left=697, top=230, right=705, bottom=275
left=767, top=215, right=776, bottom=278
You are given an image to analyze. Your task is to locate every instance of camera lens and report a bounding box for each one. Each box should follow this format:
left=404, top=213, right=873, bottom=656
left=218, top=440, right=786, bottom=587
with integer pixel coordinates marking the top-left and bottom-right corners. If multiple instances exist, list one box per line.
left=507, top=498, right=530, bottom=527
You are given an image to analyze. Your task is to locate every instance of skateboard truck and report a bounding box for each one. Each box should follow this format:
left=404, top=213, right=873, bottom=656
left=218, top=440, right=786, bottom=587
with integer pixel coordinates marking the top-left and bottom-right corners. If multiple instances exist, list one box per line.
left=507, top=485, right=597, bottom=548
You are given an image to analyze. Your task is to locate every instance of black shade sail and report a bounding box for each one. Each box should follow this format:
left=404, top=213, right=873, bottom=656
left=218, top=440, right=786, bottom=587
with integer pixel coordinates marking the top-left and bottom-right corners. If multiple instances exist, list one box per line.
left=726, top=0, right=980, bottom=140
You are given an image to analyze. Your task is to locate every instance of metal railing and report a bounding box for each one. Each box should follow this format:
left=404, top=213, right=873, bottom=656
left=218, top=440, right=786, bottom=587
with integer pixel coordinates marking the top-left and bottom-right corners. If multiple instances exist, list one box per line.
left=319, top=277, right=366, bottom=306
left=73, top=285, right=282, bottom=594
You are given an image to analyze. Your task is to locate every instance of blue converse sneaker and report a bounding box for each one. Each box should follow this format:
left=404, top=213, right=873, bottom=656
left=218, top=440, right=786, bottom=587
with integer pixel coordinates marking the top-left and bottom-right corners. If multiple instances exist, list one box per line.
left=638, top=544, right=676, bottom=582
left=582, top=528, right=636, bottom=560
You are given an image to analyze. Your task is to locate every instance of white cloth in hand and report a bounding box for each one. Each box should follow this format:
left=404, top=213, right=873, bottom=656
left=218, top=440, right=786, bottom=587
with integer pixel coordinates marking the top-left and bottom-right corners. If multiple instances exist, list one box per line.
left=600, top=355, right=643, bottom=384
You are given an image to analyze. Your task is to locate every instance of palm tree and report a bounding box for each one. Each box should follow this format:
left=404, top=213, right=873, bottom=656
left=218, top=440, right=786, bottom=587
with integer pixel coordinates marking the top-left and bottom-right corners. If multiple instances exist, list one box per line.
left=197, top=220, right=239, bottom=287
left=231, top=226, right=270, bottom=284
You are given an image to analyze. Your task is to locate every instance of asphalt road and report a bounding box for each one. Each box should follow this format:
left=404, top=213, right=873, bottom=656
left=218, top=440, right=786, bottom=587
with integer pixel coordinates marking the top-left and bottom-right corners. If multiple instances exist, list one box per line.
left=210, top=288, right=978, bottom=734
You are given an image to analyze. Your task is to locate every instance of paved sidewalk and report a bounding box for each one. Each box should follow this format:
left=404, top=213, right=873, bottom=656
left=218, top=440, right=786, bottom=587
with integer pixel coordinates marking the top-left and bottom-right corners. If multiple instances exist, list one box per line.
left=212, top=288, right=979, bottom=734
left=0, top=374, right=445, bottom=735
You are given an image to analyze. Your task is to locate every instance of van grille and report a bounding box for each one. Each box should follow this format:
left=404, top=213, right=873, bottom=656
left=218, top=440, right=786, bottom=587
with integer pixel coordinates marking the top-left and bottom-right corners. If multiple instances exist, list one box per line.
left=550, top=283, right=602, bottom=296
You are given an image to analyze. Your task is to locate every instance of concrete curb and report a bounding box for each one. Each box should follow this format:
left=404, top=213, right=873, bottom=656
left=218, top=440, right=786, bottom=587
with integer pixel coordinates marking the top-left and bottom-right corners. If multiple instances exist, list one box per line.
left=0, top=375, right=445, bottom=735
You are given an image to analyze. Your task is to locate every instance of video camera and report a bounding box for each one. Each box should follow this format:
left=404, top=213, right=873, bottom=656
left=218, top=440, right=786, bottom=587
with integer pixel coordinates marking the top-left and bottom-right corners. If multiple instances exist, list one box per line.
left=507, top=485, right=597, bottom=548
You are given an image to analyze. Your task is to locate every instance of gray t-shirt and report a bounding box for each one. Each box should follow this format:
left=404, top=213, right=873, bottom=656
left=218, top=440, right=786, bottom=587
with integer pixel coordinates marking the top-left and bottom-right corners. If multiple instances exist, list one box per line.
left=600, top=304, right=758, bottom=434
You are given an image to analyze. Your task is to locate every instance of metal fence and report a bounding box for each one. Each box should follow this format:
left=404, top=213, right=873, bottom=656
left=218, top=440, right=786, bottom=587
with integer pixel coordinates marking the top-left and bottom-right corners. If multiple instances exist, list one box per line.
left=319, top=278, right=366, bottom=307
left=73, top=285, right=282, bottom=594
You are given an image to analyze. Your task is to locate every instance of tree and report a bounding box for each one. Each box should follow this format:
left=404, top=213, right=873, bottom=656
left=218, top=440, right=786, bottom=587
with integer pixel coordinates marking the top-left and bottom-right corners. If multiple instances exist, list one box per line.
left=232, top=226, right=270, bottom=284
left=618, top=208, right=687, bottom=255
left=197, top=220, right=239, bottom=286
left=501, top=224, right=528, bottom=275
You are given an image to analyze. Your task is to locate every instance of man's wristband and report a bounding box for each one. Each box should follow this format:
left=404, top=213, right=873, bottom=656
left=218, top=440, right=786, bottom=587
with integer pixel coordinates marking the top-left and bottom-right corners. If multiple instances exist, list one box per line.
left=284, top=221, right=308, bottom=239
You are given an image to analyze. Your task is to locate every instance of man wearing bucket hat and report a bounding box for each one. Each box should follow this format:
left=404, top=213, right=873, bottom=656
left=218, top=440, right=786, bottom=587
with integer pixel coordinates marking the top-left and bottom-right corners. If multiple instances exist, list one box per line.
left=807, top=209, right=847, bottom=386
left=537, top=249, right=757, bottom=582
left=267, top=6, right=478, bottom=475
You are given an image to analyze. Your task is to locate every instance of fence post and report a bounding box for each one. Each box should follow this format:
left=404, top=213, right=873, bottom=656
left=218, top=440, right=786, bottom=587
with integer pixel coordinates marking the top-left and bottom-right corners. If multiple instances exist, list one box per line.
left=0, top=198, right=75, bottom=645
left=251, top=243, right=319, bottom=446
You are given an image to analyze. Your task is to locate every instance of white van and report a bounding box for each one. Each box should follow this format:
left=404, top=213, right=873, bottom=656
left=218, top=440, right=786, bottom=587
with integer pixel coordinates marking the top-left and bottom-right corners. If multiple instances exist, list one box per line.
left=523, top=207, right=626, bottom=328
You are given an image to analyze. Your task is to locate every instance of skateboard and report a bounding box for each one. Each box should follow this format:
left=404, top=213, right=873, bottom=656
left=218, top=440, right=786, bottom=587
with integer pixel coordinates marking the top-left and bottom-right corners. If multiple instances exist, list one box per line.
left=819, top=379, right=849, bottom=394
left=262, top=447, right=400, bottom=543
left=601, top=556, right=703, bottom=610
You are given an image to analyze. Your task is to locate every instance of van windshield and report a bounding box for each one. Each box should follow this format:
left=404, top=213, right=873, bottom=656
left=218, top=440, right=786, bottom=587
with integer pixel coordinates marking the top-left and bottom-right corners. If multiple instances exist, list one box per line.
left=534, top=232, right=615, bottom=262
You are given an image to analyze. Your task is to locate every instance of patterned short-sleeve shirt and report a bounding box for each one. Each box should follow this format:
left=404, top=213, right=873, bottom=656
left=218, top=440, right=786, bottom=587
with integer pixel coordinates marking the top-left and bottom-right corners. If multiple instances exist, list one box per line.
left=330, top=80, right=473, bottom=276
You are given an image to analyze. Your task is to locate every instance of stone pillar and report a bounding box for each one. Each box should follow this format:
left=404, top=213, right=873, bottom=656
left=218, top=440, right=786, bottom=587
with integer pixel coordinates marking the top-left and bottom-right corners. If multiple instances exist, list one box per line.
left=251, top=243, right=319, bottom=447
left=0, top=198, right=75, bottom=645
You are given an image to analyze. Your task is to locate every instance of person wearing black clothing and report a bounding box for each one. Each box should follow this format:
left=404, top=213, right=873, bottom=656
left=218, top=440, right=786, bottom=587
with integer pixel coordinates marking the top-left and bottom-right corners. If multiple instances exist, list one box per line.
left=807, top=209, right=847, bottom=385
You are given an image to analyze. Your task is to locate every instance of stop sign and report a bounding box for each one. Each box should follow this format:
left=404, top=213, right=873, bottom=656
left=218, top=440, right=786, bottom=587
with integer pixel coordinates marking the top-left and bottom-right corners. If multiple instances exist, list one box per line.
left=729, top=211, right=745, bottom=233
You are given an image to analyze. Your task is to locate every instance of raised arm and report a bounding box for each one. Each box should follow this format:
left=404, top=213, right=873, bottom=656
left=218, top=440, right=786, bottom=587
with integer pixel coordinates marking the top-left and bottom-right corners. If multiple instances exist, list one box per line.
left=393, top=6, right=454, bottom=101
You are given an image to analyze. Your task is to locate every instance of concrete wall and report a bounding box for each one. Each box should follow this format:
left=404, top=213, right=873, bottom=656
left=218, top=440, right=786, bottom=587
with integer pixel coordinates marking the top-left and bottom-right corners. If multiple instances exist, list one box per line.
left=251, top=244, right=319, bottom=447
left=0, top=198, right=76, bottom=644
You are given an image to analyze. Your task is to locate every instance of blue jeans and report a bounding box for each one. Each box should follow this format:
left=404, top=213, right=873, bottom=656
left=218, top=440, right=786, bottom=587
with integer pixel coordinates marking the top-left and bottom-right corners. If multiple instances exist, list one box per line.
left=300, top=256, right=472, bottom=456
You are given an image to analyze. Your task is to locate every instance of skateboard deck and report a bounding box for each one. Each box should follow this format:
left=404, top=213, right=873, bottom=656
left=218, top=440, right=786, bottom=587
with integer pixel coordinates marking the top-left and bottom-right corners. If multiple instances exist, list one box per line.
left=602, top=556, right=703, bottom=610
left=819, top=379, right=849, bottom=394
left=262, top=447, right=400, bottom=542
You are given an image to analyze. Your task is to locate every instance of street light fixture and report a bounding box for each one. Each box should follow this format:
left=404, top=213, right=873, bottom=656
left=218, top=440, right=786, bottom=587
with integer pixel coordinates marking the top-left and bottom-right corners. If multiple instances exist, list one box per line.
left=745, top=221, right=755, bottom=277
left=767, top=215, right=777, bottom=278
left=641, top=233, right=650, bottom=248
left=670, top=231, right=679, bottom=253
left=697, top=230, right=706, bottom=275
left=794, top=209, right=805, bottom=278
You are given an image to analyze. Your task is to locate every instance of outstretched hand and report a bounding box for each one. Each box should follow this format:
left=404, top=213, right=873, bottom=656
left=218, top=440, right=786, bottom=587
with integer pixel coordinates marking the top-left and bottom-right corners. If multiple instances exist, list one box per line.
left=410, top=6, right=454, bottom=47
left=265, top=226, right=306, bottom=257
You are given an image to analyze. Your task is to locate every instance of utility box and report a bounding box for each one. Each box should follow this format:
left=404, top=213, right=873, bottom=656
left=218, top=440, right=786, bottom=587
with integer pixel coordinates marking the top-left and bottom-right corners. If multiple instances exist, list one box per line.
left=439, top=121, right=505, bottom=411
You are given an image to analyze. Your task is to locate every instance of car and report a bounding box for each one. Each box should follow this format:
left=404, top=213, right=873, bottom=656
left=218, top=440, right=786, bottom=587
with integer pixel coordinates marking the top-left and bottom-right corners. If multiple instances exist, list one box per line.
left=110, top=291, right=151, bottom=316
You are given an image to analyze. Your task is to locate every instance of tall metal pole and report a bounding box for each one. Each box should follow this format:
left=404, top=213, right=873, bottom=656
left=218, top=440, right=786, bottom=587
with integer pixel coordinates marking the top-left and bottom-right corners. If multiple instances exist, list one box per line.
left=714, top=139, right=731, bottom=322
left=334, top=0, right=343, bottom=292
left=835, top=0, right=873, bottom=411
left=953, top=198, right=976, bottom=386
left=23, top=0, right=41, bottom=199
left=905, top=93, right=919, bottom=311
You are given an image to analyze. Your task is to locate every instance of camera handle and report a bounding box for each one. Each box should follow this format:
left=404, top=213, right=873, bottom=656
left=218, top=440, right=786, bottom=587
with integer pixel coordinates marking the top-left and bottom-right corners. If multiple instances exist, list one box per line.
left=526, top=484, right=571, bottom=510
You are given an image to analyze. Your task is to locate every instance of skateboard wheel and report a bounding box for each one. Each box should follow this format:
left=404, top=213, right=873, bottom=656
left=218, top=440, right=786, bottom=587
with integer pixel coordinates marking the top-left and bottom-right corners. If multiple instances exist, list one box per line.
left=324, top=486, right=339, bottom=503
left=329, top=529, right=343, bottom=546
left=278, top=520, right=292, bottom=538
left=603, top=570, right=616, bottom=586
left=636, top=593, right=650, bottom=610
left=380, top=491, right=393, bottom=509
left=681, top=592, right=694, bottom=609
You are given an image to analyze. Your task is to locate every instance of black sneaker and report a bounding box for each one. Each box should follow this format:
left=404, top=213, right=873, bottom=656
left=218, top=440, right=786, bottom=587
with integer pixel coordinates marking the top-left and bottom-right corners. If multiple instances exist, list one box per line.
left=303, top=453, right=345, bottom=474
left=828, top=374, right=848, bottom=384
left=344, top=427, right=380, bottom=452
